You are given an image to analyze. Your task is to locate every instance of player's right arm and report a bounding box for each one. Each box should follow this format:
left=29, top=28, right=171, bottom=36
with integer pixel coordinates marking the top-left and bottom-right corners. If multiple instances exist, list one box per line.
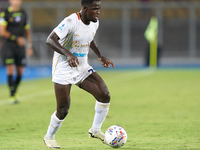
left=46, top=31, right=79, bottom=67
left=0, top=12, right=11, bottom=39
left=0, top=24, right=10, bottom=38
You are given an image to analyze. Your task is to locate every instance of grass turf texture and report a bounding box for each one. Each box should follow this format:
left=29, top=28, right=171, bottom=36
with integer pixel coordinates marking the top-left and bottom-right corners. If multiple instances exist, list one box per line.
left=0, top=69, right=200, bottom=150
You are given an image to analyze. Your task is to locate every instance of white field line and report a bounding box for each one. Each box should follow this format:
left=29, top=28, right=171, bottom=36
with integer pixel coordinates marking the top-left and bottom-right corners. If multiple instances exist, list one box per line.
left=105, top=69, right=155, bottom=84
left=0, top=89, right=54, bottom=105
left=0, top=70, right=154, bottom=106
left=0, top=87, right=81, bottom=106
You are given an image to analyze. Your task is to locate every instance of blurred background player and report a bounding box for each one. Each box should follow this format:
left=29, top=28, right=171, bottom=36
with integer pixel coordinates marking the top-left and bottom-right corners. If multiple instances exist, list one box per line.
left=0, top=0, right=33, bottom=104
left=43, top=0, right=114, bottom=148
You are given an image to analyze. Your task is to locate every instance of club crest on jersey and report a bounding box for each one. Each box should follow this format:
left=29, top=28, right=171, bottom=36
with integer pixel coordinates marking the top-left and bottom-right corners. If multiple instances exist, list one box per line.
left=15, top=16, right=21, bottom=22
left=58, top=23, right=65, bottom=31
left=72, top=40, right=81, bottom=50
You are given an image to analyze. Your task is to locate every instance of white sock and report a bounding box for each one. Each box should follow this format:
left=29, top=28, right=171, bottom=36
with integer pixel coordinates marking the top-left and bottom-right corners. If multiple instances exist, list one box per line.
left=91, top=101, right=110, bottom=132
left=45, top=111, right=64, bottom=139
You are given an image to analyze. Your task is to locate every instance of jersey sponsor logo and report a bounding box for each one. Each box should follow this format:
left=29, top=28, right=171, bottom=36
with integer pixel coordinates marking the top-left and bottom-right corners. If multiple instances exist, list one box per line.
left=73, top=40, right=90, bottom=50
left=73, top=52, right=87, bottom=57
left=81, top=44, right=90, bottom=47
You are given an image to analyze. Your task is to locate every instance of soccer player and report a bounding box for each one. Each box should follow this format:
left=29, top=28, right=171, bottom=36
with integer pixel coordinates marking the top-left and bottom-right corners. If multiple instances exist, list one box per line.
left=0, top=0, right=33, bottom=104
left=43, top=0, right=114, bottom=148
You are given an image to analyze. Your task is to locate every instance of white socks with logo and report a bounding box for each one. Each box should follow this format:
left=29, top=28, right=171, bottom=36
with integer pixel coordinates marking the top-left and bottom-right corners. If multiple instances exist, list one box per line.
left=45, top=101, right=109, bottom=138
left=91, top=101, right=110, bottom=132
left=45, top=111, right=64, bottom=139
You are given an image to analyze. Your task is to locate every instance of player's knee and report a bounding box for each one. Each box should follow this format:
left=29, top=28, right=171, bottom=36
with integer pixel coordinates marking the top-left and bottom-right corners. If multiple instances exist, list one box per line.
left=100, top=90, right=110, bottom=103
left=105, top=91, right=111, bottom=102
left=57, top=106, right=69, bottom=120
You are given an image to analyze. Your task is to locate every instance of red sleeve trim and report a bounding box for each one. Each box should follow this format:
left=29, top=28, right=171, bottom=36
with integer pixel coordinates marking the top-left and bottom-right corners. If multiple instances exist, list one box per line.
left=76, top=12, right=81, bottom=20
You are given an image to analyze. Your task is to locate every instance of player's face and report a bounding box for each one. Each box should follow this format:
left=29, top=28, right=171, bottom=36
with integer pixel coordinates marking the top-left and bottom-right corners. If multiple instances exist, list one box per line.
left=86, top=1, right=101, bottom=23
left=9, top=0, right=22, bottom=8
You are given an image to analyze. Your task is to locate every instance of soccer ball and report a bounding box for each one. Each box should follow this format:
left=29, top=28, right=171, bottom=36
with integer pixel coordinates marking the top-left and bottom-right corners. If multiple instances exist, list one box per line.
left=105, top=125, right=128, bottom=148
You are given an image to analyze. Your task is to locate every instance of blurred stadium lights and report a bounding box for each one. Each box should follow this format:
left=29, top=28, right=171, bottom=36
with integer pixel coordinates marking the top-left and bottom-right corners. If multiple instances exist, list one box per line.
left=0, top=1, right=200, bottom=67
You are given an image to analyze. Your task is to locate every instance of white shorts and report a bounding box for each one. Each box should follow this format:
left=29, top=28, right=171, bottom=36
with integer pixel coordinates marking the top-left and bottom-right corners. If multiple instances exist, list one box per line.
left=52, top=66, right=95, bottom=85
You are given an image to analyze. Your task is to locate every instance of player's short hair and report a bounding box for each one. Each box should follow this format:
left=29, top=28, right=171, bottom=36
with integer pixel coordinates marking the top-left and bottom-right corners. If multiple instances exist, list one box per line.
left=81, top=0, right=100, bottom=6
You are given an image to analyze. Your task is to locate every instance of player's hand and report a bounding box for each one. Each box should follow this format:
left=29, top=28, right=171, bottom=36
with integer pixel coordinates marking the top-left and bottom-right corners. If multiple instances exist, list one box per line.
left=98, top=56, right=114, bottom=68
left=16, top=37, right=25, bottom=47
left=66, top=53, right=80, bottom=67
left=26, top=47, right=33, bottom=56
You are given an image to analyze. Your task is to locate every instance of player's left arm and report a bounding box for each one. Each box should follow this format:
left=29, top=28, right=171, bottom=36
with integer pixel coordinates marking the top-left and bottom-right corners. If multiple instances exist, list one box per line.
left=90, top=40, right=114, bottom=68
left=24, top=11, right=33, bottom=56
left=25, top=27, right=33, bottom=56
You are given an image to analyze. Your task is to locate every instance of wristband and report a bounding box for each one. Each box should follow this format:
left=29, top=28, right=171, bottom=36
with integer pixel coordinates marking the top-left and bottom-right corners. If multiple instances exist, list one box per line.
left=27, top=43, right=32, bottom=48
left=10, top=35, right=16, bottom=41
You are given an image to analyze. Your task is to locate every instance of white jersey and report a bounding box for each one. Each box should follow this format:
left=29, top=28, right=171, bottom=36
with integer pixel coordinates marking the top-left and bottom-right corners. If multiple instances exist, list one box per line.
left=52, top=12, right=99, bottom=85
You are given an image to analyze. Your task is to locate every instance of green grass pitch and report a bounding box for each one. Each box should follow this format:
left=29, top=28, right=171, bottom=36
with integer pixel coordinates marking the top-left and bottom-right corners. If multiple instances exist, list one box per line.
left=0, top=69, right=200, bottom=150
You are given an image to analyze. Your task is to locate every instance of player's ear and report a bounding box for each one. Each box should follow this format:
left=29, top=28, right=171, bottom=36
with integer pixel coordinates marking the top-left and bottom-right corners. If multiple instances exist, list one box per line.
left=82, top=5, right=88, bottom=12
